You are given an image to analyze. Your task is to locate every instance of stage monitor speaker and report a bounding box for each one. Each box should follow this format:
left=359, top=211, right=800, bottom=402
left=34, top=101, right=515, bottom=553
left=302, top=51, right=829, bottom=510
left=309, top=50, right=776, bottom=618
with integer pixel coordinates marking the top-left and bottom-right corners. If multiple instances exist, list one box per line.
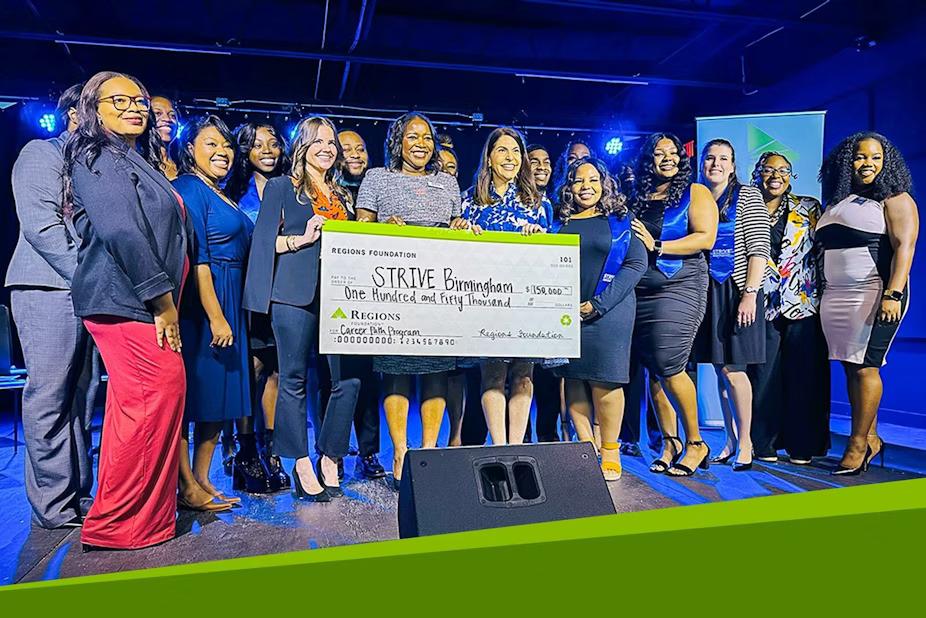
left=397, top=442, right=615, bottom=538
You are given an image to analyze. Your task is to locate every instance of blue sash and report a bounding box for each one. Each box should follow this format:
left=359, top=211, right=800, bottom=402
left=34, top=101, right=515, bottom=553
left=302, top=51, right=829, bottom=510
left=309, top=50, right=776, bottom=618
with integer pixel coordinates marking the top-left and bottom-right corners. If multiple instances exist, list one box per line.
left=552, top=214, right=632, bottom=297
left=656, top=186, right=691, bottom=278
left=708, top=185, right=739, bottom=283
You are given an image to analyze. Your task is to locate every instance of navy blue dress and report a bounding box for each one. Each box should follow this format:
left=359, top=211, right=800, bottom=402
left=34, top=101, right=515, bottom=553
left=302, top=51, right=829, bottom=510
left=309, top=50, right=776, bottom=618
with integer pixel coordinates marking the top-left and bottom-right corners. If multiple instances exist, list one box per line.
left=554, top=214, right=647, bottom=384
left=175, top=174, right=254, bottom=422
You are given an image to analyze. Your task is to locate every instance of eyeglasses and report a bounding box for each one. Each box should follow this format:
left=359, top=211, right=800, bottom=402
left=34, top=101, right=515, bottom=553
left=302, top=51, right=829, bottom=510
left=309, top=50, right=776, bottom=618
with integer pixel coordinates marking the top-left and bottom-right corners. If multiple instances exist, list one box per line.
left=99, top=95, right=151, bottom=112
left=760, top=166, right=792, bottom=177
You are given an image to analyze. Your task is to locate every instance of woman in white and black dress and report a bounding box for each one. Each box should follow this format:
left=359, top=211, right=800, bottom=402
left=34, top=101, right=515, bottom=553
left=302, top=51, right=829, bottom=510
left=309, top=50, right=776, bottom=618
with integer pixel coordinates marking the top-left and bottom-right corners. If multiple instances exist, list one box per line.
left=817, top=132, right=918, bottom=475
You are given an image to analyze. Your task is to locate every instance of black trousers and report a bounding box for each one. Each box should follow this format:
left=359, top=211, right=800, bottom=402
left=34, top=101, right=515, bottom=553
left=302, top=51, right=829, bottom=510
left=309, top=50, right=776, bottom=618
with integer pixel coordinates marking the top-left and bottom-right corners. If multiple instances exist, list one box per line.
left=318, top=354, right=381, bottom=456
left=619, top=358, right=663, bottom=449
left=750, top=315, right=831, bottom=459
left=271, top=302, right=357, bottom=460
left=534, top=365, right=561, bottom=442
left=459, top=366, right=488, bottom=446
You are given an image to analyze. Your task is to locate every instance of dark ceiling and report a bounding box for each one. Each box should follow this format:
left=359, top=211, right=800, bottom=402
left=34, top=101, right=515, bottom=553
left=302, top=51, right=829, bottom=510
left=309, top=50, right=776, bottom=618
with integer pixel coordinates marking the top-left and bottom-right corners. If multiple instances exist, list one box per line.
left=0, top=0, right=921, bottom=135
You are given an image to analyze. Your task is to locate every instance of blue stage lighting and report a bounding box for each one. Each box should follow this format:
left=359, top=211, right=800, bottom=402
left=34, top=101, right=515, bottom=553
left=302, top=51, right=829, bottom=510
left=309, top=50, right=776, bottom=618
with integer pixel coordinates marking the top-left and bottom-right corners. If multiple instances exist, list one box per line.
left=604, top=137, right=623, bottom=155
left=38, top=113, right=57, bottom=134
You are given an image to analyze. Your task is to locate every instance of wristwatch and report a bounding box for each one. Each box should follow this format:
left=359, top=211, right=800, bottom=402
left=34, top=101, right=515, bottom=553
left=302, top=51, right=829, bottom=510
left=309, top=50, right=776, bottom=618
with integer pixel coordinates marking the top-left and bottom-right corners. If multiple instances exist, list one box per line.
left=743, top=286, right=760, bottom=295
left=882, top=289, right=904, bottom=301
left=653, top=239, right=663, bottom=255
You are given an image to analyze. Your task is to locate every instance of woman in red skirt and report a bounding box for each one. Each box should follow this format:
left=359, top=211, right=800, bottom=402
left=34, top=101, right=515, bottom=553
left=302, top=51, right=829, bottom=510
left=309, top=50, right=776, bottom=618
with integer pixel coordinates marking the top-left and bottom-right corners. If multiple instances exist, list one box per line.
left=63, top=71, right=192, bottom=549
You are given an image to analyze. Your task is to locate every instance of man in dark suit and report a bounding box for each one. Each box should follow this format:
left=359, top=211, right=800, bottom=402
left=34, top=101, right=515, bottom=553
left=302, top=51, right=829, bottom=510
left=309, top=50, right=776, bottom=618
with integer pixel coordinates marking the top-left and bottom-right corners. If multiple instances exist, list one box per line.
left=5, top=84, right=101, bottom=529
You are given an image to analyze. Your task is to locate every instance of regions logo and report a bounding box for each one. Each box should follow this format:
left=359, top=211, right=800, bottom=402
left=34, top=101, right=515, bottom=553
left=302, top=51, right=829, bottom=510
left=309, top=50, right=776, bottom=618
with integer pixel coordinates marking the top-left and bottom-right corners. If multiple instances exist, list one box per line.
left=560, top=314, right=573, bottom=327
left=331, top=307, right=348, bottom=319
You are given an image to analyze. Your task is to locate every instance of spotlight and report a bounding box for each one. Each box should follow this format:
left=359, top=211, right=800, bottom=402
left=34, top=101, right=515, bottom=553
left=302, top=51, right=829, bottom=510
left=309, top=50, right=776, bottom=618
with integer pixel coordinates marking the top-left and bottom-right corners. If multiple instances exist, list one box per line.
left=176, top=122, right=187, bottom=140
left=38, top=113, right=57, bottom=134
left=604, top=137, right=623, bottom=155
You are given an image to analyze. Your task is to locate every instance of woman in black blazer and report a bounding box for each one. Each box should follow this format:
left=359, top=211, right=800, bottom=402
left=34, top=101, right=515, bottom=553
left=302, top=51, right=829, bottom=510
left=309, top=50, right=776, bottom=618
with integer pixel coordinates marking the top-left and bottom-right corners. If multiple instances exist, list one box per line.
left=62, top=71, right=199, bottom=550
left=243, top=115, right=358, bottom=502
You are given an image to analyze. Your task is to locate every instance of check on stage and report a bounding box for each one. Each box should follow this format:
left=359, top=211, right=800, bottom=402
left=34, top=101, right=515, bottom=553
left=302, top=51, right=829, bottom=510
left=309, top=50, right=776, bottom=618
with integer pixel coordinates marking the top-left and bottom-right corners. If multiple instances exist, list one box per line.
left=319, top=220, right=581, bottom=358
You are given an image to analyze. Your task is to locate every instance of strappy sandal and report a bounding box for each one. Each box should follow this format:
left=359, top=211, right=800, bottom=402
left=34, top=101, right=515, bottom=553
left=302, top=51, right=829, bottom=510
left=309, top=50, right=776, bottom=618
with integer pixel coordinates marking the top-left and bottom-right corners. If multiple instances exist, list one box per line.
left=600, top=441, right=622, bottom=482
left=666, top=440, right=711, bottom=477
left=649, top=435, right=683, bottom=474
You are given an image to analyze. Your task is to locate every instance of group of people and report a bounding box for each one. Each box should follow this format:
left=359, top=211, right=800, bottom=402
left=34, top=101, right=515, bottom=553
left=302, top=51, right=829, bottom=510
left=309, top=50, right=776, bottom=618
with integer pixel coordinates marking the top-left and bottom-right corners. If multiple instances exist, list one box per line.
left=7, top=70, right=918, bottom=551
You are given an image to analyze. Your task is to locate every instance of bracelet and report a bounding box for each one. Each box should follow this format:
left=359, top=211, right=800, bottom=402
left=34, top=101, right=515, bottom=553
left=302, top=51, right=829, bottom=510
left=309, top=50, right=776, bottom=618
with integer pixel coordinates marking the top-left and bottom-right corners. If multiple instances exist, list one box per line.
left=743, top=286, right=760, bottom=295
left=286, top=235, right=297, bottom=252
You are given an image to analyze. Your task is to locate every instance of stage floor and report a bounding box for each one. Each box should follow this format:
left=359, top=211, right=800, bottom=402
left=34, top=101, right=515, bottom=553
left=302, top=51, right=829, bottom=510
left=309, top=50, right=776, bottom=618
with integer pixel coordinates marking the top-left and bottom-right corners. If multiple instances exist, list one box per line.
left=1, top=412, right=921, bottom=585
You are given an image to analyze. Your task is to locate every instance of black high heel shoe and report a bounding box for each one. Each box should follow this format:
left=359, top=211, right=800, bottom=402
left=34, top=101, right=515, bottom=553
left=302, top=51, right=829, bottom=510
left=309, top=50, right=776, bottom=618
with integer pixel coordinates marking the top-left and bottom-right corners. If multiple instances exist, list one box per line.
left=649, top=436, right=684, bottom=474
left=291, top=465, right=331, bottom=502
left=315, top=457, right=343, bottom=498
left=710, top=451, right=735, bottom=465
left=866, top=438, right=885, bottom=468
left=666, top=440, right=711, bottom=477
left=832, top=445, right=872, bottom=476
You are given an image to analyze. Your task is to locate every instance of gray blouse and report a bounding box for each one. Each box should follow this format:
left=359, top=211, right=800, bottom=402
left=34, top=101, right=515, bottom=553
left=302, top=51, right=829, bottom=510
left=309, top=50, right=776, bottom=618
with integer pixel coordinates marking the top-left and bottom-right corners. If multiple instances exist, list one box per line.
left=356, top=167, right=462, bottom=227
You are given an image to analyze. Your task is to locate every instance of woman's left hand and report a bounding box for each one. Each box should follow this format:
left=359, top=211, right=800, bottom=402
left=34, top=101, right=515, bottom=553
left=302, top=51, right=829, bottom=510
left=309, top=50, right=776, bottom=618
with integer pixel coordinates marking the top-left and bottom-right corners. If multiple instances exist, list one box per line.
left=521, top=223, right=545, bottom=236
left=630, top=219, right=656, bottom=252
left=579, top=301, right=596, bottom=320
left=737, top=293, right=757, bottom=327
left=879, top=298, right=902, bottom=323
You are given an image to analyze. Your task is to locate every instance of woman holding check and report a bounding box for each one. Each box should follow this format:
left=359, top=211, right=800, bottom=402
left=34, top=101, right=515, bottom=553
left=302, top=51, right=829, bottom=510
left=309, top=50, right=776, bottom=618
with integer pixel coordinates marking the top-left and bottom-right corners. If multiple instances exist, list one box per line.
left=553, top=158, right=647, bottom=480
left=461, top=126, right=550, bottom=446
left=355, top=111, right=475, bottom=488
left=244, top=115, right=358, bottom=502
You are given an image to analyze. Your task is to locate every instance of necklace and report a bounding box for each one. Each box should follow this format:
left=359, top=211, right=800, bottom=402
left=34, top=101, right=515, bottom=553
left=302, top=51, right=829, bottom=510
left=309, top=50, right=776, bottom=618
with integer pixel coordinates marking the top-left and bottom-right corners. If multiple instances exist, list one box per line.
left=194, top=171, right=240, bottom=210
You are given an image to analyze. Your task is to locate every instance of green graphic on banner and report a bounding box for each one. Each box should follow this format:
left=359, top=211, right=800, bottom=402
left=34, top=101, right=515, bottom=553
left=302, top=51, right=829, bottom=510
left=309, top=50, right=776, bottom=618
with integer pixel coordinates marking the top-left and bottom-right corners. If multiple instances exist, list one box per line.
left=747, top=124, right=799, bottom=162
left=330, top=307, right=348, bottom=319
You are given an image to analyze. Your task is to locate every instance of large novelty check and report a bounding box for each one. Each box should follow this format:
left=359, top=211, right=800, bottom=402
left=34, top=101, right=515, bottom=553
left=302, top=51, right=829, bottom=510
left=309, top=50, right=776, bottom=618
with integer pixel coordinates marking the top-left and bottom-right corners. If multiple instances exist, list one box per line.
left=318, top=220, right=580, bottom=358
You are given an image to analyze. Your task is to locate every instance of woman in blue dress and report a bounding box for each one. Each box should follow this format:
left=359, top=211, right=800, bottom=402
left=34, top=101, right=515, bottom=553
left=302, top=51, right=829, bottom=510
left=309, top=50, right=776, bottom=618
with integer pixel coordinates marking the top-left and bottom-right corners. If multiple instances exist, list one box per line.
left=553, top=158, right=647, bottom=480
left=462, top=127, right=550, bottom=445
left=174, top=115, right=253, bottom=506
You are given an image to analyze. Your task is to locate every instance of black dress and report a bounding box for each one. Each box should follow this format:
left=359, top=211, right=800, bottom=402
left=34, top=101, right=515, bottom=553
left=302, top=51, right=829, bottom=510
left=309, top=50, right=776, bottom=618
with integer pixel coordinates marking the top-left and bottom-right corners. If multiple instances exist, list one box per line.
left=633, top=200, right=708, bottom=378
left=554, top=215, right=647, bottom=384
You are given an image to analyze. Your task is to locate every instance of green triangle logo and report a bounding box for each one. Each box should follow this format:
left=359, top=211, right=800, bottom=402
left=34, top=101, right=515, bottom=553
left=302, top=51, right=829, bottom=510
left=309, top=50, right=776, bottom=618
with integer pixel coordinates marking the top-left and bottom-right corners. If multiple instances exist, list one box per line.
left=331, top=307, right=348, bottom=319
left=747, top=124, right=798, bottom=162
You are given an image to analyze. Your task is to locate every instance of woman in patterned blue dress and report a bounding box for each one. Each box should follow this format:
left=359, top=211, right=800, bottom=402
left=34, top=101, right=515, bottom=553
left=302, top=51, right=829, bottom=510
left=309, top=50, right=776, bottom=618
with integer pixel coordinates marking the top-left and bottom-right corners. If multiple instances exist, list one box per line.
left=462, top=127, right=551, bottom=444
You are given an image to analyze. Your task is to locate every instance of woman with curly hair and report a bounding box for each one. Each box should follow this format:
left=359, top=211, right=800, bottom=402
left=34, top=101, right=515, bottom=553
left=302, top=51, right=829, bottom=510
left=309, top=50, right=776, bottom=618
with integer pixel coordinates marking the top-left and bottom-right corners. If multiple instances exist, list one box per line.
left=354, top=112, right=473, bottom=487
left=552, top=158, right=647, bottom=479
left=817, top=133, right=918, bottom=475
left=461, top=127, right=550, bottom=445
left=695, top=139, right=770, bottom=471
left=223, top=122, right=291, bottom=494
left=749, top=152, right=830, bottom=465
left=628, top=132, right=718, bottom=477
left=551, top=140, right=594, bottom=194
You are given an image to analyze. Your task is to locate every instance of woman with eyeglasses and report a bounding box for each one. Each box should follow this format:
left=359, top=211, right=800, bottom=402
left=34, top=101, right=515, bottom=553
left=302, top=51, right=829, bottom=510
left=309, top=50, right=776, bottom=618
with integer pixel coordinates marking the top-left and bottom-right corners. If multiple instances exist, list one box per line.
left=817, top=133, right=918, bottom=475
left=749, top=152, right=830, bottom=465
left=63, top=72, right=191, bottom=549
